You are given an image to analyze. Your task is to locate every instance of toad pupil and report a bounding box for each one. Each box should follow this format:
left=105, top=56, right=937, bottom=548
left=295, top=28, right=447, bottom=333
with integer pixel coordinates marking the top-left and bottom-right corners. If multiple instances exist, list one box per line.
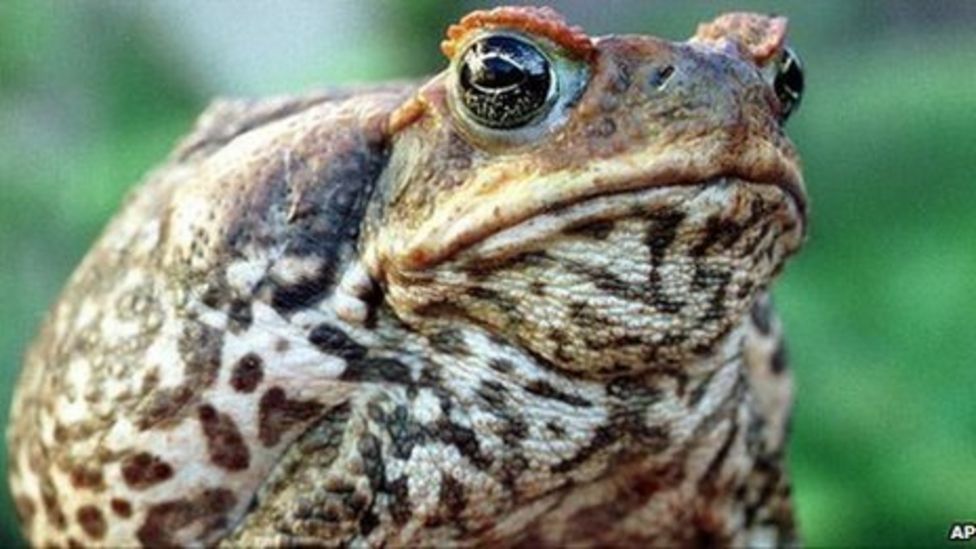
left=459, top=35, right=553, bottom=128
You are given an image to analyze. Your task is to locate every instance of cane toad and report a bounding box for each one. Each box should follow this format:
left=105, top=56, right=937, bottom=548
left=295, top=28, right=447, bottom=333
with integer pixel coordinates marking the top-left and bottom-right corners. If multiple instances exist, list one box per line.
left=7, top=6, right=807, bottom=547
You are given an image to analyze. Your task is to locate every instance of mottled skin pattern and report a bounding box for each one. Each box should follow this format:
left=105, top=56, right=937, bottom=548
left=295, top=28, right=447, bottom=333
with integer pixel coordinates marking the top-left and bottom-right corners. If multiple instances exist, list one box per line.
left=7, top=7, right=807, bottom=547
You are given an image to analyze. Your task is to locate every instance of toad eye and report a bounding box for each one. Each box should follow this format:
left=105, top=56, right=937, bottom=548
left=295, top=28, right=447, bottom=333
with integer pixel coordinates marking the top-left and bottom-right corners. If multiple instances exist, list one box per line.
left=456, top=35, right=555, bottom=129
left=774, top=46, right=804, bottom=120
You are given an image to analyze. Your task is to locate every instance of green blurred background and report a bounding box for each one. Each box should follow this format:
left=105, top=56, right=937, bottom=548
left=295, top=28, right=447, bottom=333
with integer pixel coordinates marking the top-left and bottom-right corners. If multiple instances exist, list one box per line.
left=1, top=1, right=974, bottom=546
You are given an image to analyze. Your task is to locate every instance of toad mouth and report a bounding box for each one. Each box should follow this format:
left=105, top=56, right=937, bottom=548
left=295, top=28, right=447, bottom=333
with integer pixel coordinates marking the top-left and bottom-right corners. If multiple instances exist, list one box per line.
left=456, top=174, right=803, bottom=262
left=388, top=141, right=805, bottom=273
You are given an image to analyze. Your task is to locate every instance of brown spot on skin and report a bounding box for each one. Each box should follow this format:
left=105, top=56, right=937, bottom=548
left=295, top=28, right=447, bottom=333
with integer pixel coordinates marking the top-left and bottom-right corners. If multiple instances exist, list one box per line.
left=387, top=476, right=412, bottom=526
left=523, top=379, right=591, bottom=407
left=69, top=465, right=104, bottom=491
left=487, top=358, right=514, bottom=374
left=230, top=353, right=264, bottom=393
left=28, top=439, right=45, bottom=475
left=198, top=404, right=251, bottom=471
left=137, top=489, right=236, bottom=547
left=308, top=323, right=367, bottom=360
left=227, top=299, right=253, bottom=332
left=359, top=509, right=380, bottom=536
left=529, top=280, right=546, bottom=296
left=179, top=322, right=224, bottom=385
left=14, top=495, right=36, bottom=526
left=67, top=537, right=84, bottom=549
left=340, top=357, right=413, bottom=385
left=691, top=508, right=733, bottom=548
left=428, top=328, right=470, bottom=356
left=52, top=424, right=68, bottom=444
left=691, top=216, right=747, bottom=257
left=551, top=425, right=617, bottom=474
left=76, top=505, right=107, bottom=539
left=438, top=473, right=467, bottom=524
left=562, top=459, right=686, bottom=541
left=121, top=452, right=174, bottom=490
left=40, top=474, right=67, bottom=530
left=141, top=367, right=160, bottom=394
left=136, top=385, right=194, bottom=430
left=434, top=419, right=493, bottom=469
left=110, top=498, right=133, bottom=518
left=700, top=421, right=740, bottom=497
left=545, top=422, right=566, bottom=439
left=258, top=386, right=324, bottom=447
left=275, top=338, right=290, bottom=353
left=135, top=322, right=224, bottom=430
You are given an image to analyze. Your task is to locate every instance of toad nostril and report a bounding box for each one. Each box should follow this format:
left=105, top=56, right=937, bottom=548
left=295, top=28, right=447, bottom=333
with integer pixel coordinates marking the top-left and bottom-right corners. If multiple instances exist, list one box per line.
left=647, top=65, right=675, bottom=90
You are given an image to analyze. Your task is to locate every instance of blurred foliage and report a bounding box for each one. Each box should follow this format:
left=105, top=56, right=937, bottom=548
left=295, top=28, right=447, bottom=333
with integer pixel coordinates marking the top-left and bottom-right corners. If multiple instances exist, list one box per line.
left=1, top=1, right=974, bottom=546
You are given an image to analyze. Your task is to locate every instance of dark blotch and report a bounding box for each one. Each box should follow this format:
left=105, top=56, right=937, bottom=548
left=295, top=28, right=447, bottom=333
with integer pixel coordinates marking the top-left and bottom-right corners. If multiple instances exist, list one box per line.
left=357, top=433, right=386, bottom=491
left=198, top=404, right=251, bottom=471
left=751, top=298, right=774, bottom=335
left=691, top=216, right=746, bottom=257
left=40, top=472, right=66, bottom=530
left=264, top=144, right=385, bottom=316
left=227, top=299, right=253, bottom=332
left=258, top=386, right=324, bottom=447
left=110, top=498, right=132, bottom=519
left=230, top=353, right=264, bottom=393
left=200, top=285, right=224, bottom=309
left=523, top=379, right=591, bottom=408
left=309, top=323, right=367, bottom=360
left=467, top=286, right=500, bottom=301
left=771, top=340, right=789, bottom=374
left=477, top=380, right=509, bottom=411
left=462, top=250, right=548, bottom=279
left=179, top=322, right=223, bottom=387
left=487, top=358, right=514, bottom=374
left=121, top=452, right=174, bottom=490
left=387, top=476, right=412, bottom=526
left=270, top=269, right=334, bottom=315
left=69, top=465, right=104, bottom=491
left=358, top=508, right=380, bottom=536
left=341, top=357, right=412, bottom=385
left=700, top=421, right=740, bottom=497
left=551, top=425, right=617, bottom=474
left=498, top=454, right=530, bottom=492
left=428, top=328, right=470, bottom=356
left=606, top=376, right=662, bottom=404
left=76, top=505, right=106, bottom=540
left=529, top=280, right=546, bottom=296
left=137, top=488, right=236, bottom=547
left=435, top=419, right=492, bottom=469
left=689, top=369, right=718, bottom=408
left=564, top=218, right=616, bottom=240
left=546, top=421, right=567, bottom=439
left=385, top=404, right=426, bottom=460
left=136, top=322, right=223, bottom=430
left=438, top=473, right=467, bottom=523
left=644, top=210, right=685, bottom=265
left=13, top=496, right=35, bottom=527
left=499, top=416, right=529, bottom=445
